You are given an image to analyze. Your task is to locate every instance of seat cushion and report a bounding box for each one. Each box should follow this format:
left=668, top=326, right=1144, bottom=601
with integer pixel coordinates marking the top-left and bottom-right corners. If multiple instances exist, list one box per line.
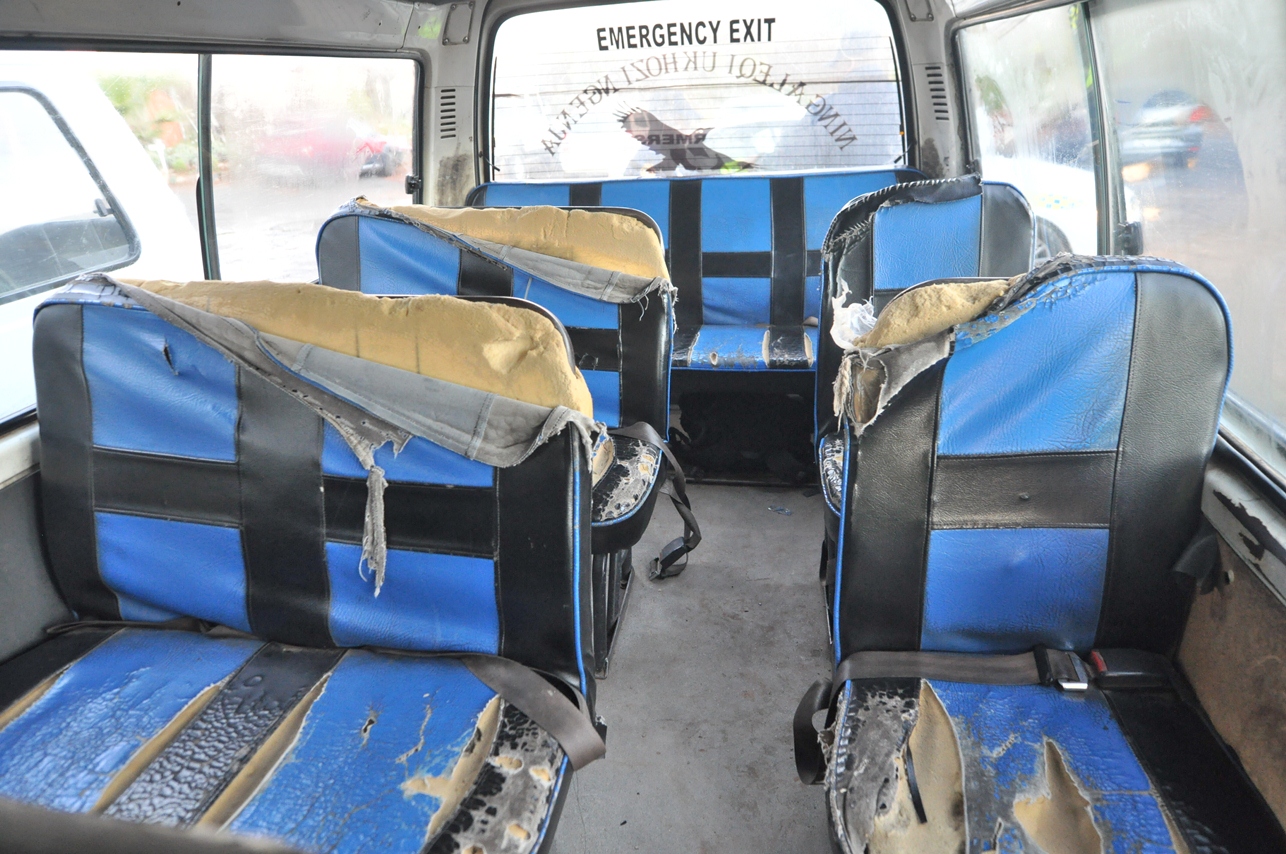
left=673, top=324, right=818, bottom=371
left=35, top=294, right=591, bottom=686
left=591, top=435, right=665, bottom=554
left=828, top=677, right=1286, bottom=853
left=830, top=259, right=1232, bottom=658
left=0, top=629, right=568, bottom=854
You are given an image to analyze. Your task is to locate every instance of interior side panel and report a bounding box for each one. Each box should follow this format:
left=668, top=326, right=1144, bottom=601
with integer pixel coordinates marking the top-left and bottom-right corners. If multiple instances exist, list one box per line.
left=0, top=471, right=70, bottom=661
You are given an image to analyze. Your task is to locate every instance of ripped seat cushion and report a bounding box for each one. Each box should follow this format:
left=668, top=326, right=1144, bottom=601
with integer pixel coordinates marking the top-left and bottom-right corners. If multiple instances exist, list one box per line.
left=827, top=677, right=1285, bottom=854
left=591, top=435, right=666, bottom=555
left=819, top=432, right=845, bottom=516
left=374, top=203, right=670, bottom=280
left=0, top=629, right=566, bottom=854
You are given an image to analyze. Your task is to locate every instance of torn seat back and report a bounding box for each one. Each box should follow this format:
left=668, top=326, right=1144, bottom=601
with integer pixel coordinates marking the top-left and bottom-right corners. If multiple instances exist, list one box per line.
left=33, top=277, right=596, bottom=693
left=817, top=174, right=1035, bottom=440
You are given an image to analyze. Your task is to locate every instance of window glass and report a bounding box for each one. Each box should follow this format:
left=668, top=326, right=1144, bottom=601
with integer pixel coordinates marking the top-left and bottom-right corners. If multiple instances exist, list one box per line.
left=0, top=51, right=203, bottom=424
left=1094, top=0, right=1286, bottom=477
left=0, top=90, right=134, bottom=299
left=211, top=55, right=416, bottom=281
left=491, top=0, right=904, bottom=181
left=959, top=7, right=1099, bottom=255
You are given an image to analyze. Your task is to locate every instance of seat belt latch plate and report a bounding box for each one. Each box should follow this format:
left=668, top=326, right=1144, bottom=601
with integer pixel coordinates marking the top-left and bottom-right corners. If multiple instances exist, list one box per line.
left=1039, top=649, right=1091, bottom=692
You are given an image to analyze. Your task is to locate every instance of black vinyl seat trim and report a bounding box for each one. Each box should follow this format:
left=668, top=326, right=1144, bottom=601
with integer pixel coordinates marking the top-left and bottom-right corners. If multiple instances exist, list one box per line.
left=0, top=628, right=119, bottom=714
left=931, top=452, right=1116, bottom=529
left=237, top=370, right=330, bottom=648
left=1105, top=686, right=1286, bottom=852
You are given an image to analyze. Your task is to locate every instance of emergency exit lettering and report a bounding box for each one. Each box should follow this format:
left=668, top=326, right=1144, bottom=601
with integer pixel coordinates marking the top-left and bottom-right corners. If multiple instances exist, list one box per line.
left=597, top=18, right=776, bottom=51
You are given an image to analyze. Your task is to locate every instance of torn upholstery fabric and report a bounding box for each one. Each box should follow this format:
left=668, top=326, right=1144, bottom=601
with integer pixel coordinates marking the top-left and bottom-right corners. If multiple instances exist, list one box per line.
left=344, top=199, right=674, bottom=306
left=375, top=200, right=670, bottom=280
left=127, top=278, right=595, bottom=417
left=831, top=256, right=1177, bottom=438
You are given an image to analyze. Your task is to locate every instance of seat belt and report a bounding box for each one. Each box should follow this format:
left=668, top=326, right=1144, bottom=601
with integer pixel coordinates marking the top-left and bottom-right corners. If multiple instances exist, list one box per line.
left=47, top=620, right=608, bottom=771
left=610, top=421, right=702, bottom=579
left=457, top=654, right=605, bottom=770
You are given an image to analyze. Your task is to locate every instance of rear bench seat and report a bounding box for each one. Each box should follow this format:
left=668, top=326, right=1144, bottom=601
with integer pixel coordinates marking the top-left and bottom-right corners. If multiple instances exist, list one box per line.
left=2, top=277, right=602, bottom=853
left=469, top=168, right=921, bottom=374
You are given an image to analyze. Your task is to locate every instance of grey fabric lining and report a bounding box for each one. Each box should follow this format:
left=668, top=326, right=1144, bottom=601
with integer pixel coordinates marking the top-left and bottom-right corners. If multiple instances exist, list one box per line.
left=467, top=237, right=674, bottom=305
left=70, top=275, right=604, bottom=595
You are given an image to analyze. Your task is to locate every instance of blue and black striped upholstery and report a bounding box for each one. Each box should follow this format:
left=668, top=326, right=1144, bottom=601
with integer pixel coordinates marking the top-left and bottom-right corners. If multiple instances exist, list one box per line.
left=34, top=294, right=591, bottom=681
left=316, top=202, right=671, bottom=432
left=469, top=169, right=922, bottom=372
left=833, top=257, right=1227, bottom=656
left=822, top=258, right=1284, bottom=852
left=816, top=174, right=1035, bottom=440
left=7, top=288, right=591, bottom=851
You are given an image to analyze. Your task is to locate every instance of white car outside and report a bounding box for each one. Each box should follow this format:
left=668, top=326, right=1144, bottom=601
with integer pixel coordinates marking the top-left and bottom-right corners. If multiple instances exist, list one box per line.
left=0, top=52, right=202, bottom=422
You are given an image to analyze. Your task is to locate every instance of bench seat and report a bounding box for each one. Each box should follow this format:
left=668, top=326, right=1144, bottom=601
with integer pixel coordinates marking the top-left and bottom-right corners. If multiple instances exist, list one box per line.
left=469, top=169, right=922, bottom=379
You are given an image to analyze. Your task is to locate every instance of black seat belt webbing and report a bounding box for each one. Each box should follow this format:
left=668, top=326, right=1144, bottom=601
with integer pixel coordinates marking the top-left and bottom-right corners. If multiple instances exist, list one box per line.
left=609, top=421, right=702, bottom=579
left=833, top=649, right=1041, bottom=688
left=458, top=654, right=605, bottom=770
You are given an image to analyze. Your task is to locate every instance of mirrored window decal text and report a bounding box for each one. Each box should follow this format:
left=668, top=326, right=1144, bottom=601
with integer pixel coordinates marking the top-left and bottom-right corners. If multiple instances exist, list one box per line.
left=491, top=0, right=905, bottom=181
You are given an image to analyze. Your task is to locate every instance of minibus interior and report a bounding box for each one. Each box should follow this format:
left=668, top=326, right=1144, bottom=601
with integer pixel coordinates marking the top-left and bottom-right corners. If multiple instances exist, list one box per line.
left=0, top=0, right=1284, bottom=851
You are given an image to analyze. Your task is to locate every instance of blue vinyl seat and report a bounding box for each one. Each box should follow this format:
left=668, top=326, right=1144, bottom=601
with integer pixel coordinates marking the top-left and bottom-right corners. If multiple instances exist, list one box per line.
left=815, top=175, right=1035, bottom=571
left=468, top=169, right=921, bottom=376
left=316, top=201, right=698, bottom=675
left=798, top=257, right=1286, bottom=852
left=2, top=278, right=600, bottom=853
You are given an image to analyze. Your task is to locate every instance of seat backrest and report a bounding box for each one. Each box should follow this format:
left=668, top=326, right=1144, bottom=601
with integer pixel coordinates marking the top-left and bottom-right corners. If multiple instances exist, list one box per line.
left=831, top=257, right=1230, bottom=661
left=469, top=170, right=922, bottom=339
left=316, top=202, right=671, bottom=430
left=817, top=174, right=1035, bottom=437
left=33, top=285, right=593, bottom=691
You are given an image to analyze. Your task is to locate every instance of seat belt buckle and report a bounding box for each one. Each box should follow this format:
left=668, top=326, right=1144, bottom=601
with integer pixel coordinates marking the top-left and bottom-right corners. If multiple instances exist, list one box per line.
left=1088, top=649, right=1170, bottom=689
left=1036, top=648, right=1091, bottom=692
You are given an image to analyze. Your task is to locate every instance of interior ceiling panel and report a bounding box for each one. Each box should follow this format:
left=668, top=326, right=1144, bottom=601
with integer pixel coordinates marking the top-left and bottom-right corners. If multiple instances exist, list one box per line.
left=0, top=0, right=418, bottom=50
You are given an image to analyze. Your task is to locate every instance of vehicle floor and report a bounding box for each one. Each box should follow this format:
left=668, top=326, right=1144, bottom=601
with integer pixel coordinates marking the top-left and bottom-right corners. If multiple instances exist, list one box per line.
left=550, top=483, right=833, bottom=854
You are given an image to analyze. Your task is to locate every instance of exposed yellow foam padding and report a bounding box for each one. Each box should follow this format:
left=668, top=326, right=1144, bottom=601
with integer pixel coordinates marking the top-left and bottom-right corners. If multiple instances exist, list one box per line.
left=853, top=279, right=1010, bottom=350
left=379, top=203, right=670, bottom=280
left=130, top=280, right=594, bottom=417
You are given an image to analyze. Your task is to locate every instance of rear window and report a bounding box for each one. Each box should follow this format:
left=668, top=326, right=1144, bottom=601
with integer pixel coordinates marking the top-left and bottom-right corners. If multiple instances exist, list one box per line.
left=490, top=0, right=905, bottom=181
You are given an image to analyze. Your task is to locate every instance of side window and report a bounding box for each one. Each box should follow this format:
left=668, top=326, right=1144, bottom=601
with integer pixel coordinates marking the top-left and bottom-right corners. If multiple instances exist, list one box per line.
left=0, top=86, right=140, bottom=423
left=211, top=55, right=417, bottom=281
left=1094, top=0, right=1286, bottom=478
left=0, top=88, right=136, bottom=301
left=958, top=7, right=1099, bottom=255
left=490, top=0, right=905, bottom=180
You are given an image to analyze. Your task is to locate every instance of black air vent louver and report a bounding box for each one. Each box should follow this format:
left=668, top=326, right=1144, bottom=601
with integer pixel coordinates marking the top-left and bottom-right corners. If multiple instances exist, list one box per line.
left=925, top=64, right=950, bottom=122
left=438, top=88, right=458, bottom=140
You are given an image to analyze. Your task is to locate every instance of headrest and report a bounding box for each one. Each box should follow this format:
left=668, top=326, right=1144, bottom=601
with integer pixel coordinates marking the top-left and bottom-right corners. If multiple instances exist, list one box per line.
left=128, top=279, right=595, bottom=418
left=365, top=201, right=670, bottom=280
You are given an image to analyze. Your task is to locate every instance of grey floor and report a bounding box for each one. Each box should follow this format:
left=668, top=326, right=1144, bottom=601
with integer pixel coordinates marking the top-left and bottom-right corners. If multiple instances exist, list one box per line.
left=549, top=484, right=834, bottom=853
